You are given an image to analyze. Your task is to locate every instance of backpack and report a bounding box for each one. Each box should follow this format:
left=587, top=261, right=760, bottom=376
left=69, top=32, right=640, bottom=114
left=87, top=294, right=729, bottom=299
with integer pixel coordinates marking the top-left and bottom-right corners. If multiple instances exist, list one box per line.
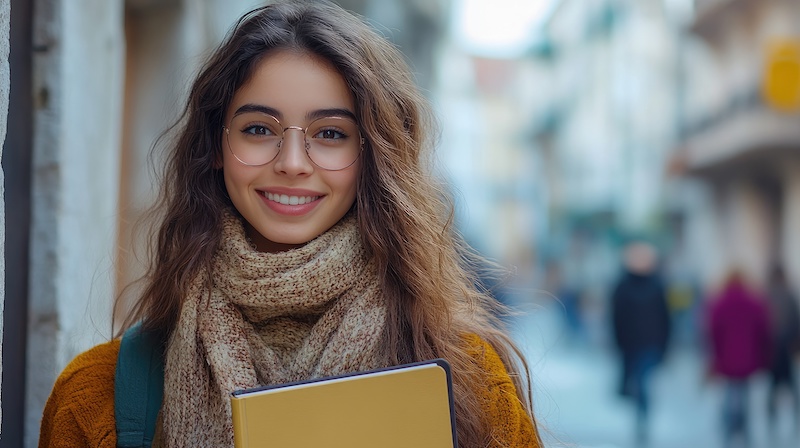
left=115, top=324, right=165, bottom=447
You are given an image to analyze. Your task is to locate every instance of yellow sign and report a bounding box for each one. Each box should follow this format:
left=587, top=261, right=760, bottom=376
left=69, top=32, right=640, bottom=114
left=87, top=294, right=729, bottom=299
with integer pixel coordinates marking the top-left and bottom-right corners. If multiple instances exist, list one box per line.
left=763, top=38, right=800, bottom=112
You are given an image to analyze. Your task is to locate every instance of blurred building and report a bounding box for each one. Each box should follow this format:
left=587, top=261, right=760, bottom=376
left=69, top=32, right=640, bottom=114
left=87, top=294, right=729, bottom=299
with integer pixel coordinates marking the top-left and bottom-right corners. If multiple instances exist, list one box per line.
left=435, top=2, right=562, bottom=287
left=526, top=0, right=686, bottom=334
left=671, top=0, right=800, bottom=291
left=2, top=0, right=449, bottom=446
left=436, top=51, right=543, bottom=277
left=524, top=0, right=800, bottom=322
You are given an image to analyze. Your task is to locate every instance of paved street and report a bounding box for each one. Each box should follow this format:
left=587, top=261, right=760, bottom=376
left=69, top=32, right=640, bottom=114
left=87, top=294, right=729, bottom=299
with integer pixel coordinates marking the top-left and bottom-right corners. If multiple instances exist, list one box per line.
left=508, top=300, right=800, bottom=448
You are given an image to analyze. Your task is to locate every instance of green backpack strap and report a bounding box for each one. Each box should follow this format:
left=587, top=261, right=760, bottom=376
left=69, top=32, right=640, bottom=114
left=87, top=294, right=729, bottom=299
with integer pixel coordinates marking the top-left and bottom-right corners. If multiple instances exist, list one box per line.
left=115, top=323, right=165, bottom=448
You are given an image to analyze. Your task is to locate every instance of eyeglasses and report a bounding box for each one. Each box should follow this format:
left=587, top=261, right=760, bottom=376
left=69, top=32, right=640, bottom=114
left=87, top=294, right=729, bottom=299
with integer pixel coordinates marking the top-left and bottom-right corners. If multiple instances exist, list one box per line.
left=223, top=112, right=363, bottom=171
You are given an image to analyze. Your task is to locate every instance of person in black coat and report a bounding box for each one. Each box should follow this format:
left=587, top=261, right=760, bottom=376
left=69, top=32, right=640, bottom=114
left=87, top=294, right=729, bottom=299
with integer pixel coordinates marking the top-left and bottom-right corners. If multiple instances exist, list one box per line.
left=765, top=264, right=800, bottom=432
left=610, top=241, right=672, bottom=445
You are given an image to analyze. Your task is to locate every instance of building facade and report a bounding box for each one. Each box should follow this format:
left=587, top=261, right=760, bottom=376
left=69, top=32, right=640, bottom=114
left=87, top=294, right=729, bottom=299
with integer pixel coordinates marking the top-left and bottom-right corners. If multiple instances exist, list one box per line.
left=674, top=0, right=800, bottom=290
left=525, top=0, right=800, bottom=343
left=527, top=0, right=685, bottom=326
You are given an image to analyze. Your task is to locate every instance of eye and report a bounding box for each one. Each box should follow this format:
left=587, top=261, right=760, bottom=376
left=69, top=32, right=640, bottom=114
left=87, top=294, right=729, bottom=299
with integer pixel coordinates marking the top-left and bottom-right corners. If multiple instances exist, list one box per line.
left=241, top=124, right=275, bottom=136
left=307, top=116, right=359, bottom=144
left=314, top=128, right=347, bottom=140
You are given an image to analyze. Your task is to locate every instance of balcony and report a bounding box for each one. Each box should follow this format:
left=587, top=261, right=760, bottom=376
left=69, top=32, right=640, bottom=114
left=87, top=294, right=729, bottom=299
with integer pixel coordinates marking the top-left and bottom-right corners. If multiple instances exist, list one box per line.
left=674, top=86, right=800, bottom=177
left=689, top=0, right=755, bottom=41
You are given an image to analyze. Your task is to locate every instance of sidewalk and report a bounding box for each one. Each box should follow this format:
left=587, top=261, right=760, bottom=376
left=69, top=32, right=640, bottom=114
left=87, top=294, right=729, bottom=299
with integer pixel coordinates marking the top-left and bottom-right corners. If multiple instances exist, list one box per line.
left=509, top=302, right=799, bottom=448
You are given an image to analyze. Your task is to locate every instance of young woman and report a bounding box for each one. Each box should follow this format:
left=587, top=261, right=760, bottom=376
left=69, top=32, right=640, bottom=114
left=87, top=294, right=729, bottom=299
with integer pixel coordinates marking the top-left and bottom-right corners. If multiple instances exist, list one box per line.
left=39, top=2, right=542, bottom=447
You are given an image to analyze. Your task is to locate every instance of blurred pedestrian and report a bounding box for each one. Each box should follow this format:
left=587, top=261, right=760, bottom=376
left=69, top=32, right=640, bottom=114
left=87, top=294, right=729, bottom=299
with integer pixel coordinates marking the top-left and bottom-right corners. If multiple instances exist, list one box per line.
left=610, top=241, right=671, bottom=445
left=706, top=270, right=771, bottom=448
left=765, top=264, right=800, bottom=432
left=545, top=261, right=585, bottom=346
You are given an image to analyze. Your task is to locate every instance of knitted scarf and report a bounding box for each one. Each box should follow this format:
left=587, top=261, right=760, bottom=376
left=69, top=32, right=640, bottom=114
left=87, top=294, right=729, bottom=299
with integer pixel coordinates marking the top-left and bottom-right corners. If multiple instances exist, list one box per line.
left=162, top=212, right=386, bottom=447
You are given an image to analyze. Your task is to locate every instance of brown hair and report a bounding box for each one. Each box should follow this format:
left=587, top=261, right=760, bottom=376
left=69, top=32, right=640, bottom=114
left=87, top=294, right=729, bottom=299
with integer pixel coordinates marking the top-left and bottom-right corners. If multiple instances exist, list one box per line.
left=121, top=1, right=539, bottom=445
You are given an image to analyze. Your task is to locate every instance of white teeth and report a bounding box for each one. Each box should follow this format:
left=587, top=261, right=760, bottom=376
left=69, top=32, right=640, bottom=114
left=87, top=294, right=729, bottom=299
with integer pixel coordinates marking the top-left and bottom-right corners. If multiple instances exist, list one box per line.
left=266, top=192, right=319, bottom=205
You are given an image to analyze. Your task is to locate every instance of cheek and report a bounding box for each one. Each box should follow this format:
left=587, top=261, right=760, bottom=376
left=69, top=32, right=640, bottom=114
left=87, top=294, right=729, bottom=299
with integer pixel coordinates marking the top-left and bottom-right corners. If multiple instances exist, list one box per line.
left=222, top=157, right=253, bottom=195
left=335, top=166, right=360, bottom=204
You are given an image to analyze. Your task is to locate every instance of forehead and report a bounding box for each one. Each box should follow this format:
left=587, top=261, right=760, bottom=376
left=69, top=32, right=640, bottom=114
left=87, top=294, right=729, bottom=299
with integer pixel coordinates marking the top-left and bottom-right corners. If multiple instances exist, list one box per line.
left=228, top=50, right=355, bottom=120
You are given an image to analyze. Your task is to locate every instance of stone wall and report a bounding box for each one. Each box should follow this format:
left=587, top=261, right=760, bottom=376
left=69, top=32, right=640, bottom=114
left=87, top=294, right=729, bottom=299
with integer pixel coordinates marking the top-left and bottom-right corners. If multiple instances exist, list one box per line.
left=26, top=1, right=125, bottom=445
left=0, top=0, right=12, bottom=432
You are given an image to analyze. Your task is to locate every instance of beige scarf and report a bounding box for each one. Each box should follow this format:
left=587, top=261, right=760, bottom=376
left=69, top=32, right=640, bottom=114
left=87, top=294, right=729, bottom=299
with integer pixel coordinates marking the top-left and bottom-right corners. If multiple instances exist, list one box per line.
left=162, top=212, right=386, bottom=447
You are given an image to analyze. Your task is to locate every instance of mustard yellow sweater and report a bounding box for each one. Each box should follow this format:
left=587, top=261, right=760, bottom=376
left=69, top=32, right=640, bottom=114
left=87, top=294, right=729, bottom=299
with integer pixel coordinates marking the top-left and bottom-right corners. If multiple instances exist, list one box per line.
left=39, top=335, right=540, bottom=447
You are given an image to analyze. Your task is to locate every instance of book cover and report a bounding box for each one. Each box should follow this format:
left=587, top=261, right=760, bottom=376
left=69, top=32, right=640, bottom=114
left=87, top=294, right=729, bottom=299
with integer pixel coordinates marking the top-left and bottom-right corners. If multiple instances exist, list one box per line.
left=230, top=359, right=457, bottom=448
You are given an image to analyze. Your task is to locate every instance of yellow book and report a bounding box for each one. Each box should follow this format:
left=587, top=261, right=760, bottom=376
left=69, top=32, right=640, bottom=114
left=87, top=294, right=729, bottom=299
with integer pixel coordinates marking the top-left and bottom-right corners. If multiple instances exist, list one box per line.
left=230, top=359, right=456, bottom=448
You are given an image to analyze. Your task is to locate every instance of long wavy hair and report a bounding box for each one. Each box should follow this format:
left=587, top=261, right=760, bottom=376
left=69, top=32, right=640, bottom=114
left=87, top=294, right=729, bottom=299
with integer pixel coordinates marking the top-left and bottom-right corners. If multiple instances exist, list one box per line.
left=120, top=1, right=539, bottom=445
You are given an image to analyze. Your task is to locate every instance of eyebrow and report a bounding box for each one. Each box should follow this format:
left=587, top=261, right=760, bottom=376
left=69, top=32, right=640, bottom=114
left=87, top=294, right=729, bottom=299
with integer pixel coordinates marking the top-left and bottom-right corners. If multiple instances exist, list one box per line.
left=233, top=103, right=357, bottom=122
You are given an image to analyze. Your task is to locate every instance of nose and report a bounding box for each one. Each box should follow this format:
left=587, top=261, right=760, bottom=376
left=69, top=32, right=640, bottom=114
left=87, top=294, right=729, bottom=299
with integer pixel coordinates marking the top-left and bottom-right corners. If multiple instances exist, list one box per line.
left=273, top=127, right=313, bottom=175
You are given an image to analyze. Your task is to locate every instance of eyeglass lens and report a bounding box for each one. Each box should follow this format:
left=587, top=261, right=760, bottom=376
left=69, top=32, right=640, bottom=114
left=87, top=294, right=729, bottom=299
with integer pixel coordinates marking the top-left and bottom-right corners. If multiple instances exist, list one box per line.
left=225, top=112, right=362, bottom=170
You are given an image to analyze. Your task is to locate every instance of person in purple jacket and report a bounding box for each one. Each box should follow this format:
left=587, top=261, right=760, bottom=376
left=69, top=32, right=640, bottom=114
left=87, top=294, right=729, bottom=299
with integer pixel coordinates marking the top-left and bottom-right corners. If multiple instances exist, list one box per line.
left=706, top=269, right=772, bottom=448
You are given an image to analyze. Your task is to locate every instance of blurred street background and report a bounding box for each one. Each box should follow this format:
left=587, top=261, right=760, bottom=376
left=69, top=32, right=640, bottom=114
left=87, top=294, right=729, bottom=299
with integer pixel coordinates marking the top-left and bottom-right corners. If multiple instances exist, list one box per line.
left=508, top=294, right=798, bottom=448
left=4, top=0, right=800, bottom=447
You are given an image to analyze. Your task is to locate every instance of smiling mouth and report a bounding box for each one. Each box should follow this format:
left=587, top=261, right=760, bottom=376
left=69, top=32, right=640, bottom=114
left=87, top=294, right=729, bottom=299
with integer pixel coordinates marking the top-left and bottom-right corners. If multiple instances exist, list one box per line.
left=263, top=192, right=320, bottom=205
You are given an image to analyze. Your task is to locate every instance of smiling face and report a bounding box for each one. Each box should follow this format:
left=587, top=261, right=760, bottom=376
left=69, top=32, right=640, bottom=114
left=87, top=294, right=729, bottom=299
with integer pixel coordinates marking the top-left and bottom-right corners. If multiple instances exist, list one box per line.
left=222, top=50, right=360, bottom=252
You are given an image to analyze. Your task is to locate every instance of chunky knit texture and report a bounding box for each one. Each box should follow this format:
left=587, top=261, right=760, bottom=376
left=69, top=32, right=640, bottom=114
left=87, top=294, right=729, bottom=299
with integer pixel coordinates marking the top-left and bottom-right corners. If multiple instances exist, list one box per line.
left=162, top=212, right=386, bottom=446
left=463, top=334, right=540, bottom=446
left=39, top=336, right=539, bottom=448
left=38, top=340, right=120, bottom=448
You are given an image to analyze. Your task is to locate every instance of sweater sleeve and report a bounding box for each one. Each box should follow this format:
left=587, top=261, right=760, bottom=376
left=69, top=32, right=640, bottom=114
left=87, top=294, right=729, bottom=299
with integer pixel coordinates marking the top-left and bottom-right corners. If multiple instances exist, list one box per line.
left=465, top=334, right=541, bottom=448
left=38, top=340, right=120, bottom=448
